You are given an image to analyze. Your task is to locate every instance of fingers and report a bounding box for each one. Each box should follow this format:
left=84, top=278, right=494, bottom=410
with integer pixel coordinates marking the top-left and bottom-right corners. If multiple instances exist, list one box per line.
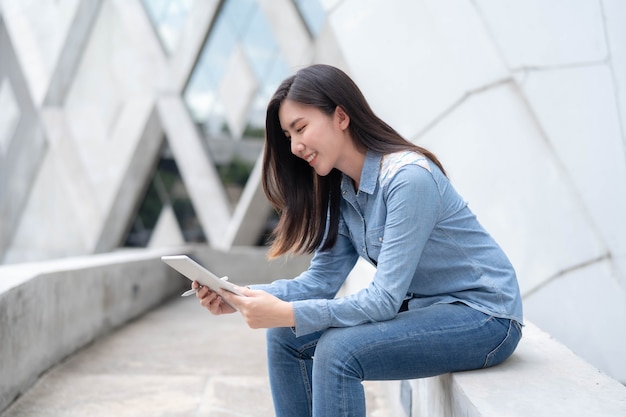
left=194, top=284, right=209, bottom=299
left=200, top=290, right=225, bottom=314
left=219, top=288, right=251, bottom=314
left=196, top=286, right=217, bottom=304
left=192, top=283, right=234, bottom=314
left=236, top=285, right=252, bottom=296
left=200, top=292, right=219, bottom=310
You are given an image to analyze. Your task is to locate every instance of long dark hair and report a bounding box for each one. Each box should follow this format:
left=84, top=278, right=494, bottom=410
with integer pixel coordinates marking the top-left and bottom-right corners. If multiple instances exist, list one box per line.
left=262, top=64, right=445, bottom=258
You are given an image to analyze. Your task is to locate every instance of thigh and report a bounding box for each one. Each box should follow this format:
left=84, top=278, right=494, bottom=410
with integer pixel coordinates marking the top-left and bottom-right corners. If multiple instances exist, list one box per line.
left=314, top=302, right=521, bottom=381
left=266, top=326, right=321, bottom=360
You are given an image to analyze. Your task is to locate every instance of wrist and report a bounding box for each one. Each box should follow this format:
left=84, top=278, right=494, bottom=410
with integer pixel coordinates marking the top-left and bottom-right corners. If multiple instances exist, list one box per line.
left=285, top=301, right=296, bottom=327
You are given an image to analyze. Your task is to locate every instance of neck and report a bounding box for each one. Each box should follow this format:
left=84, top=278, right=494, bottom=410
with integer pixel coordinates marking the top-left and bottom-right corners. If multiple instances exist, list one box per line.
left=339, top=148, right=366, bottom=190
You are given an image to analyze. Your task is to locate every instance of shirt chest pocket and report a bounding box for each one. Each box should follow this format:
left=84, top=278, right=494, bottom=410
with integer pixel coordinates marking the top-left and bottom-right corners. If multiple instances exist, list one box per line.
left=365, top=226, right=385, bottom=262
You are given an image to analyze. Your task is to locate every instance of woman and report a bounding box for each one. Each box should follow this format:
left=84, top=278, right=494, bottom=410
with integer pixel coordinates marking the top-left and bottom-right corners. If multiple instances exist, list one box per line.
left=194, top=64, right=523, bottom=417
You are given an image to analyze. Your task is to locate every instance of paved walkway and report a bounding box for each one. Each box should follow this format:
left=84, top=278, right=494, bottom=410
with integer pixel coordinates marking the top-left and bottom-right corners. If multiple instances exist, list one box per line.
left=2, top=296, right=393, bottom=417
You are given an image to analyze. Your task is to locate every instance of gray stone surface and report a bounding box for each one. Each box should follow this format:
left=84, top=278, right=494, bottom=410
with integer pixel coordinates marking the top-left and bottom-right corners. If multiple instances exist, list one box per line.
left=0, top=246, right=312, bottom=414
left=401, top=322, right=626, bottom=417
left=1, top=296, right=393, bottom=417
left=0, top=248, right=187, bottom=414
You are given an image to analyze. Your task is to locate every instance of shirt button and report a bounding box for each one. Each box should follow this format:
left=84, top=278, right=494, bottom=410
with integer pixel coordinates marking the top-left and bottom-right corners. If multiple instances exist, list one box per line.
left=362, top=247, right=366, bottom=252
left=378, top=237, right=383, bottom=242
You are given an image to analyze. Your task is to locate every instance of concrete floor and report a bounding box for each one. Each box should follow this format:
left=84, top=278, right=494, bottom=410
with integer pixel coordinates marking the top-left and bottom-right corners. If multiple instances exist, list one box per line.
left=2, top=296, right=393, bottom=417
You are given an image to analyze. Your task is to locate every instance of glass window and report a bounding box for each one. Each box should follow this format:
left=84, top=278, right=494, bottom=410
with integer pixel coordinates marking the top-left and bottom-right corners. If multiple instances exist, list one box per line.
left=179, top=0, right=327, bottom=246
left=142, top=0, right=193, bottom=55
left=293, top=0, right=326, bottom=37
left=183, top=0, right=293, bottom=206
left=124, top=142, right=206, bottom=247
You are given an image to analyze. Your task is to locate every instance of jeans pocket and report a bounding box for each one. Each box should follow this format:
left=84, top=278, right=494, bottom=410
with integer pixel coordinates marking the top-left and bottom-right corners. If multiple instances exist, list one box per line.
left=482, top=319, right=522, bottom=368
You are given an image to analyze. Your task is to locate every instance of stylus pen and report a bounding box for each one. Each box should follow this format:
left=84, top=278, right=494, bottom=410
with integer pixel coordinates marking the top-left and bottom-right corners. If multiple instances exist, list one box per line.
left=181, top=288, right=200, bottom=297
left=181, top=277, right=229, bottom=297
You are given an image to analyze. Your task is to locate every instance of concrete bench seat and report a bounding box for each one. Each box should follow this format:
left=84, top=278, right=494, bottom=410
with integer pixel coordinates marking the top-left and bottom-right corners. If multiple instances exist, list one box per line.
left=386, top=322, right=626, bottom=417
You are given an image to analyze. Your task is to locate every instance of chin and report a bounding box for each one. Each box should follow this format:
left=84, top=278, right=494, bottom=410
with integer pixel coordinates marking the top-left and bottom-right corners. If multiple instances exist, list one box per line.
left=314, top=166, right=332, bottom=177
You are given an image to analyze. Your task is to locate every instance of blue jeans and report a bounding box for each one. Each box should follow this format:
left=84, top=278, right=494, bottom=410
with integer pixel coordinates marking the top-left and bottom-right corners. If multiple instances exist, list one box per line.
left=266, top=302, right=522, bottom=417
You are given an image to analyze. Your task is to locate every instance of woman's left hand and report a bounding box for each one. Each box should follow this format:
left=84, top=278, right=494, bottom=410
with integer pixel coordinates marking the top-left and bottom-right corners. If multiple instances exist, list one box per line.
left=220, top=286, right=295, bottom=329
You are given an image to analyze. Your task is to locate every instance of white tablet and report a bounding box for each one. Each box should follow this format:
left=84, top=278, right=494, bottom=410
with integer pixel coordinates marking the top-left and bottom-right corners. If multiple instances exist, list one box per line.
left=161, top=255, right=245, bottom=298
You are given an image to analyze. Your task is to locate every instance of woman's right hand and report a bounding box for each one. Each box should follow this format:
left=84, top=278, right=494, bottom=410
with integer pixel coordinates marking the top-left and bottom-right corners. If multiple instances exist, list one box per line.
left=192, top=281, right=237, bottom=315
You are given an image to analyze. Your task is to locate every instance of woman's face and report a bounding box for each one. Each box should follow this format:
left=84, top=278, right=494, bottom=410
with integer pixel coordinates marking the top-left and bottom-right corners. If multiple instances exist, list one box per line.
left=278, top=99, right=351, bottom=177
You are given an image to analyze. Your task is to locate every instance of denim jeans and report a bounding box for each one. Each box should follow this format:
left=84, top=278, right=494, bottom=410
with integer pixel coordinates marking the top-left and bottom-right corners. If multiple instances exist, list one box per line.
left=266, top=302, right=522, bottom=417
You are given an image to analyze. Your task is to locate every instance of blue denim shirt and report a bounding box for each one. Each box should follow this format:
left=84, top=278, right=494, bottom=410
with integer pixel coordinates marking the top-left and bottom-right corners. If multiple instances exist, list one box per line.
left=255, top=151, right=523, bottom=337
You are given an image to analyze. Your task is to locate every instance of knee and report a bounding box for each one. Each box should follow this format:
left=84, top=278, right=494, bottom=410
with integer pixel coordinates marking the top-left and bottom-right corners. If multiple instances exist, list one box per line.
left=314, top=328, right=362, bottom=377
left=316, top=328, right=347, bottom=358
left=267, top=327, right=319, bottom=363
left=266, top=327, right=296, bottom=351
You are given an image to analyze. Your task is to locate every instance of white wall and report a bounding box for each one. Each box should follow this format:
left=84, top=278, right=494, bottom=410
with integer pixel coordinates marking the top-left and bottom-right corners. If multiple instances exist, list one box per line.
left=326, top=0, right=626, bottom=383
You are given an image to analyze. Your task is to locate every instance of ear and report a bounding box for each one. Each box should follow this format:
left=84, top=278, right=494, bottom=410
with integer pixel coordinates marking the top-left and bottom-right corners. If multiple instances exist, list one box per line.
left=335, top=106, right=350, bottom=130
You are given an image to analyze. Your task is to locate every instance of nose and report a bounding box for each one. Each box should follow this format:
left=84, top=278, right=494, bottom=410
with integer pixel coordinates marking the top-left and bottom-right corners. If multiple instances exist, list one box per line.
left=291, top=139, right=304, bottom=156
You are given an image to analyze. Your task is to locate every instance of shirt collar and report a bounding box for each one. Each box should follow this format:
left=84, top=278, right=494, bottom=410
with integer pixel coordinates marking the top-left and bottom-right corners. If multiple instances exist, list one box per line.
left=341, top=150, right=381, bottom=195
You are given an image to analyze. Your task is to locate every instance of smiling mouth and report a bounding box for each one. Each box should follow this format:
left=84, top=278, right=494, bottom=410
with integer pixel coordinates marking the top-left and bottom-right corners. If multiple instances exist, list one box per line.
left=306, top=152, right=317, bottom=163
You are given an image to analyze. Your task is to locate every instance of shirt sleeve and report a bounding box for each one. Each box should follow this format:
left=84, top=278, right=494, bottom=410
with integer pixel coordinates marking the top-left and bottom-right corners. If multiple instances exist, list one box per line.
left=291, top=165, right=441, bottom=336
left=250, top=224, right=359, bottom=302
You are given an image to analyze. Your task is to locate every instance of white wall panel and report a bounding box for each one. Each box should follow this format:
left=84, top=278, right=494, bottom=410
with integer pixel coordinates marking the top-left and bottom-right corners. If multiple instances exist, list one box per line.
left=418, top=83, right=606, bottom=295
left=326, top=0, right=625, bottom=382
left=330, top=0, right=509, bottom=139
left=474, top=0, right=607, bottom=68
left=524, top=260, right=626, bottom=381
left=521, top=66, right=626, bottom=258
left=604, top=0, right=626, bottom=147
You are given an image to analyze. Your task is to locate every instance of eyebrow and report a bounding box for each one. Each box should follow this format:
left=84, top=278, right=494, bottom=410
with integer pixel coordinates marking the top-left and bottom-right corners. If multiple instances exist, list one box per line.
left=284, top=117, right=304, bottom=133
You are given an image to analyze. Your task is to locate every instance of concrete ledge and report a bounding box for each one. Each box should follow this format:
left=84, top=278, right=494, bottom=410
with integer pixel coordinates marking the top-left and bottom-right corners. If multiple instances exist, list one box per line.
left=0, top=247, right=188, bottom=413
left=384, top=322, right=626, bottom=417
left=0, top=245, right=310, bottom=414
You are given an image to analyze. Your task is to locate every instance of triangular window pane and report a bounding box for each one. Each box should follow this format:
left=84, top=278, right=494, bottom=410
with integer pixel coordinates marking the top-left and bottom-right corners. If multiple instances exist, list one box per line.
left=124, top=142, right=207, bottom=247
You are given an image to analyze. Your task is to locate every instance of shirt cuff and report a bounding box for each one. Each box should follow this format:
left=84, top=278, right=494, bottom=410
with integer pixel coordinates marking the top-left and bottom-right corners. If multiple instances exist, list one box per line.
left=292, top=299, right=331, bottom=337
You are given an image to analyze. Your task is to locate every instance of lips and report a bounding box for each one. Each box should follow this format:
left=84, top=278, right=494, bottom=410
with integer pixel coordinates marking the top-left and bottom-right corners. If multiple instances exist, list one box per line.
left=305, top=152, right=317, bottom=165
